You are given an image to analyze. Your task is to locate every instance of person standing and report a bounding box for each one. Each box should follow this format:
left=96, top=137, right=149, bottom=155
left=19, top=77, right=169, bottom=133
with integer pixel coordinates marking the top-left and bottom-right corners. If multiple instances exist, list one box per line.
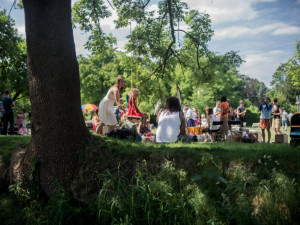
left=272, top=98, right=282, bottom=135
left=97, top=76, right=127, bottom=134
left=192, top=108, right=199, bottom=126
left=281, top=110, right=288, bottom=131
left=288, top=111, right=293, bottom=126
left=0, top=95, right=4, bottom=131
left=219, top=96, right=229, bottom=141
left=184, top=105, right=195, bottom=127
left=258, top=97, right=272, bottom=143
left=2, top=90, right=15, bottom=135
left=227, top=99, right=234, bottom=120
left=213, top=101, right=221, bottom=117
left=237, top=100, right=247, bottom=127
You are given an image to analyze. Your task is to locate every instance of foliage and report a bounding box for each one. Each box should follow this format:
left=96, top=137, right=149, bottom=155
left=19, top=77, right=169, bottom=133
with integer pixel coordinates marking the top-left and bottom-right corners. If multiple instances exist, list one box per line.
left=269, top=41, right=300, bottom=112
left=1, top=135, right=300, bottom=224
left=0, top=9, right=28, bottom=101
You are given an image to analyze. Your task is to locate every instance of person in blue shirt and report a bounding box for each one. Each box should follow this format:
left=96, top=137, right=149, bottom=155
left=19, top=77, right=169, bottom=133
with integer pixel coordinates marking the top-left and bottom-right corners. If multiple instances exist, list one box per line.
left=2, top=90, right=15, bottom=135
left=258, top=97, right=272, bottom=143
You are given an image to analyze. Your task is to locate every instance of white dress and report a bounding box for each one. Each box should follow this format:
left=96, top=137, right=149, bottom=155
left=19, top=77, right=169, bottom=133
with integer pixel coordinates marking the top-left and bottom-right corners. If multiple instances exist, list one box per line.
left=98, top=88, right=118, bottom=126
left=156, top=110, right=181, bottom=143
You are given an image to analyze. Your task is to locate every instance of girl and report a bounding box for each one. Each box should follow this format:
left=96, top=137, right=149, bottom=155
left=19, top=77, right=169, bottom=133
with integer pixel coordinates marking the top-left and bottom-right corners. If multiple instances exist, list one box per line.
left=21, top=109, right=27, bottom=134
left=201, top=114, right=208, bottom=127
left=202, top=107, right=219, bottom=142
left=92, top=109, right=101, bottom=132
left=128, top=88, right=147, bottom=126
left=16, top=110, right=23, bottom=127
left=193, top=108, right=199, bottom=126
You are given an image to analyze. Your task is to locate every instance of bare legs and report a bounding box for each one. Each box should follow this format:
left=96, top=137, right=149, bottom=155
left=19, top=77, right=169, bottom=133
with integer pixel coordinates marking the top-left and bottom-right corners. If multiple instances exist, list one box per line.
left=96, top=123, right=116, bottom=134
left=261, top=128, right=271, bottom=143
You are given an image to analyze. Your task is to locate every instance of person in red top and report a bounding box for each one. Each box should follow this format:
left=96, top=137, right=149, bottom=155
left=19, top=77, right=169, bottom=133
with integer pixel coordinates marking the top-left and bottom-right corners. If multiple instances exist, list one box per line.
left=219, top=96, right=229, bottom=141
left=127, top=88, right=147, bottom=125
left=127, top=88, right=144, bottom=118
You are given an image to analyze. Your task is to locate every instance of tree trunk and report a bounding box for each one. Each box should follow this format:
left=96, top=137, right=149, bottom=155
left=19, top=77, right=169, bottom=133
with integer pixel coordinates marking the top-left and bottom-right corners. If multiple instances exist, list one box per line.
left=22, top=0, right=90, bottom=195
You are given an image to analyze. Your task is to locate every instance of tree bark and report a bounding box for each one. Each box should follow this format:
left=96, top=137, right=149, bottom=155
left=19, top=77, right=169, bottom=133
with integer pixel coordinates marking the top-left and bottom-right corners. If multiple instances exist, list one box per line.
left=21, top=0, right=90, bottom=195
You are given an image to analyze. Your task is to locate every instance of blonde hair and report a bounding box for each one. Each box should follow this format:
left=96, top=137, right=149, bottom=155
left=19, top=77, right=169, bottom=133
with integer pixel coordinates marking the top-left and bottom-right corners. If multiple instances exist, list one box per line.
left=128, top=88, right=140, bottom=98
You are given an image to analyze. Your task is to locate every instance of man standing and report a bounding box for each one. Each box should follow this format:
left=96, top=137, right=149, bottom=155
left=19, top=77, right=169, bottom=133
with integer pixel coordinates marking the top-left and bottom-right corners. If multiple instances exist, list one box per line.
left=272, top=98, right=282, bottom=135
left=2, top=90, right=15, bottom=135
left=237, top=100, right=247, bottom=127
left=0, top=95, right=4, bottom=131
left=281, top=110, right=288, bottom=131
left=259, top=97, right=272, bottom=143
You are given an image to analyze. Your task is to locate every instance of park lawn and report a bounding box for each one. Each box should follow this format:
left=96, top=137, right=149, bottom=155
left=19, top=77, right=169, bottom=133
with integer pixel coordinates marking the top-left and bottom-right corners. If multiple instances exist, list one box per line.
left=0, top=135, right=30, bottom=165
left=0, top=134, right=300, bottom=224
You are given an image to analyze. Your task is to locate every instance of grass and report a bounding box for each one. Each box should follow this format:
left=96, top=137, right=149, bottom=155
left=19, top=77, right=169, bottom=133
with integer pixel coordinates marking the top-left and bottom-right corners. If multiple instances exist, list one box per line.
left=0, top=135, right=30, bottom=165
left=0, top=134, right=299, bottom=224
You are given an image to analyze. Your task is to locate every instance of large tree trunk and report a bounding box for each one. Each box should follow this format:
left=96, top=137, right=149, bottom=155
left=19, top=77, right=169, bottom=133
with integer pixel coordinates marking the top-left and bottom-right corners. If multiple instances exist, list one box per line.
left=22, top=0, right=90, bottom=195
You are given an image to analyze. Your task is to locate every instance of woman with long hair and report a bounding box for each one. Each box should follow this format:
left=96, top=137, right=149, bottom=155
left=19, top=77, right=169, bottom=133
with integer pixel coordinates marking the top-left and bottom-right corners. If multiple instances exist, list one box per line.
left=156, top=97, right=185, bottom=143
left=97, top=76, right=127, bottom=134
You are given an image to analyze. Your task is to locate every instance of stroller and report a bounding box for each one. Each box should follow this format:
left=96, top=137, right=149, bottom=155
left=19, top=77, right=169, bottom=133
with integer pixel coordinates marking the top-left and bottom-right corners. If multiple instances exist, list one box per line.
left=290, top=113, right=300, bottom=147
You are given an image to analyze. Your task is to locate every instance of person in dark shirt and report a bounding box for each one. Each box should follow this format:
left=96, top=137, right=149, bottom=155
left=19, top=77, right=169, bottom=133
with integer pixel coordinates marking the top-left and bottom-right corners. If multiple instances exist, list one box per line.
left=2, top=90, right=15, bottom=135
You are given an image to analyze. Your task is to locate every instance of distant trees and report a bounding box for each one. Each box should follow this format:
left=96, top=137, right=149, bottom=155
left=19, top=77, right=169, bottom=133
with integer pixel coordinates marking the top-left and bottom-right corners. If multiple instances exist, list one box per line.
left=269, top=41, right=300, bottom=112
left=0, top=10, right=28, bottom=100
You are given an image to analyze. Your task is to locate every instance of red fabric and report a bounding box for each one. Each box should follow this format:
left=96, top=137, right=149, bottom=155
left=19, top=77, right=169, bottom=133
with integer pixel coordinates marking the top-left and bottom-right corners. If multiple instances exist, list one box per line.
left=128, top=97, right=143, bottom=117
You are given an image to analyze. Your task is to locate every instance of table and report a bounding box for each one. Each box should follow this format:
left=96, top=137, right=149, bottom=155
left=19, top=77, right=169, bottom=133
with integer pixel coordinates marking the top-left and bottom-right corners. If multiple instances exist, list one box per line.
left=186, top=127, right=208, bottom=135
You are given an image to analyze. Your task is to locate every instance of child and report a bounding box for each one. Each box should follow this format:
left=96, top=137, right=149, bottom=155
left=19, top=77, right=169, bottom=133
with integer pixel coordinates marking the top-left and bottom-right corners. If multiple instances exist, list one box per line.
left=201, top=114, right=208, bottom=127
left=193, top=108, right=199, bottom=126
left=16, top=110, right=23, bottom=127
left=92, top=109, right=101, bottom=132
left=138, top=115, right=152, bottom=136
left=21, top=109, right=27, bottom=134
left=127, top=88, right=147, bottom=126
left=202, top=107, right=218, bottom=142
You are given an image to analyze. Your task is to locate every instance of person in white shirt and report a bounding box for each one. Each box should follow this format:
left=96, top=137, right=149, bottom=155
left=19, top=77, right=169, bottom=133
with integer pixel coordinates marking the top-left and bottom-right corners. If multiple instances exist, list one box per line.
left=184, top=104, right=195, bottom=127
left=281, top=110, right=288, bottom=131
left=156, top=97, right=185, bottom=143
left=288, top=111, right=293, bottom=126
left=213, top=101, right=221, bottom=118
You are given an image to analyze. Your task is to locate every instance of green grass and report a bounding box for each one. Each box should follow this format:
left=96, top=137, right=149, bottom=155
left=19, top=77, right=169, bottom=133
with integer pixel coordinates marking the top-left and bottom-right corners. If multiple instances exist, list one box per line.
left=0, top=135, right=30, bottom=165
left=0, top=134, right=299, bottom=225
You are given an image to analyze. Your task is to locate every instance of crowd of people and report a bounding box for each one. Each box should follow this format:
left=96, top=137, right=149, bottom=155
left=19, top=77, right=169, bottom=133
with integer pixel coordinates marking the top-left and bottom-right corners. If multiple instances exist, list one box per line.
left=1, top=78, right=295, bottom=144
left=91, top=76, right=295, bottom=144
left=0, top=90, right=29, bottom=135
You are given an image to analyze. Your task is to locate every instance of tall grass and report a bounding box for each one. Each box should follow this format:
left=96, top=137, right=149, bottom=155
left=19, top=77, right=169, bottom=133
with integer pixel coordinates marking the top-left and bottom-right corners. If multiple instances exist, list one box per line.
left=0, top=135, right=299, bottom=224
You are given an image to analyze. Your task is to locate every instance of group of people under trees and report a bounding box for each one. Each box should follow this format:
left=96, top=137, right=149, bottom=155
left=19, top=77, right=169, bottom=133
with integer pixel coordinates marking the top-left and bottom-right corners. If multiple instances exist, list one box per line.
left=0, top=90, right=28, bottom=135
left=1, top=77, right=294, bottom=143
left=93, top=76, right=295, bottom=144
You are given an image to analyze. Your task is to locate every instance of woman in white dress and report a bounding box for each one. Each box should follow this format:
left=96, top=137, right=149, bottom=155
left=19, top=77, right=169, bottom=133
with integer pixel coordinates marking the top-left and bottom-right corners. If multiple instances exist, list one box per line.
left=96, top=76, right=126, bottom=134
left=156, top=97, right=185, bottom=143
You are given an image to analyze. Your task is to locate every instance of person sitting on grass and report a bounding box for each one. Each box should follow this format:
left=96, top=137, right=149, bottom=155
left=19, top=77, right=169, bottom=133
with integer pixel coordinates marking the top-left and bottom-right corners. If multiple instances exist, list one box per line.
left=156, top=97, right=185, bottom=143
left=120, top=116, right=142, bottom=141
left=259, top=97, right=272, bottom=143
left=138, top=115, right=151, bottom=135
left=92, top=109, right=101, bottom=132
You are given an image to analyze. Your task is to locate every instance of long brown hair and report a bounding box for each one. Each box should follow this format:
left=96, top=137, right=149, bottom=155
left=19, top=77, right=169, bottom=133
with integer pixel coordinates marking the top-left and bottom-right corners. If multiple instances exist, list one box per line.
left=113, top=75, right=125, bottom=94
left=164, top=97, right=182, bottom=113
